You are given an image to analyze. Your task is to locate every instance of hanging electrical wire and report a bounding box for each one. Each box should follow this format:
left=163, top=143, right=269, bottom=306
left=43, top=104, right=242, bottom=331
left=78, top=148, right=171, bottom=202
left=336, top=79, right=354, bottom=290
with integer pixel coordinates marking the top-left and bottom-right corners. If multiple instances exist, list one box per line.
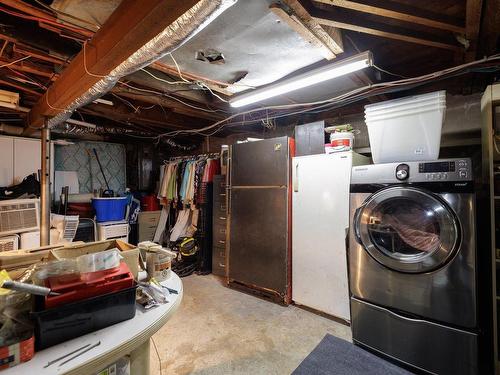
left=0, top=55, right=32, bottom=68
left=116, top=81, right=228, bottom=113
left=32, top=0, right=100, bottom=31
left=127, top=53, right=500, bottom=140
left=0, top=6, right=90, bottom=35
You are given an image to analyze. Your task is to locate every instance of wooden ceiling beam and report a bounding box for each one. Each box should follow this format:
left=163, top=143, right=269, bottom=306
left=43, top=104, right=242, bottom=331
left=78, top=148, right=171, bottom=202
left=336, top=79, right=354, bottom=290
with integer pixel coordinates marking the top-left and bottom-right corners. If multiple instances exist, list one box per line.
left=0, top=57, right=57, bottom=79
left=478, top=0, right=500, bottom=56
left=311, top=7, right=463, bottom=51
left=270, top=4, right=338, bottom=60
left=12, top=44, right=67, bottom=65
left=125, top=69, right=224, bottom=109
left=0, top=0, right=94, bottom=38
left=80, top=103, right=209, bottom=131
left=313, top=0, right=465, bottom=34
left=279, top=0, right=343, bottom=56
left=27, top=0, right=201, bottom=129
left=465, top=0, right=483, bottom=61
left=150, top=61, right=234, bottom=96
left=0, top=78, right=42, bottom=96
left=111, top=85, right=225, bottom=122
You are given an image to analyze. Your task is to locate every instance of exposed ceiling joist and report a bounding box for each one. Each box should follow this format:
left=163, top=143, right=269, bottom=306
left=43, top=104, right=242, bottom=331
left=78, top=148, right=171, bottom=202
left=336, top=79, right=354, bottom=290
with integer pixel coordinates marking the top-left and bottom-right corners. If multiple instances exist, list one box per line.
left=0, top=78, right=42, bottom=96
left=313, top=0, right=465, bottom=34
left=0, top=57, right=57, bottom=79
left=0, top=0, right=94, bottom=38
left=126, top=69, right=224, bottom=109
left=12, top=44, right=67, bottom=65
left=465, top=0, right=483, bottom=61
left=270, top=4, right=337, bottom=59
left=150, top=61, right=234, bottom=96
left=27, top=0, right=201, bottom=129
left=111, top=85, right=224, bottom=122
left=281, top=0, right=344, bottom=56
left=479, top=0, right=500, bottom=56
left=80, top=103, right=210, bottom=132
left=311, top=8, right=463, bottom=51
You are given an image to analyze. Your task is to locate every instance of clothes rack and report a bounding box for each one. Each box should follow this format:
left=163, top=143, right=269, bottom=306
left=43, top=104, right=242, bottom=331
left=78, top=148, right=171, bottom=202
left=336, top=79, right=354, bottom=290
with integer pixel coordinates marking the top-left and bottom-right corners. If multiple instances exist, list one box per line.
left=164, top=152, right=220, bottom=163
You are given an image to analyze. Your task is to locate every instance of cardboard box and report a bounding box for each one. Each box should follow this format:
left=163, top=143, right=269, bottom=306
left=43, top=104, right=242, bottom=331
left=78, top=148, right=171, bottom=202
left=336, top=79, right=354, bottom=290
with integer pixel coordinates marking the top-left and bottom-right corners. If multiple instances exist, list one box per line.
left=50, top=240, right=140, bottom=279
left=0, top=335, right=34, bottom=370
left=0, top=242, right=83, bottom=272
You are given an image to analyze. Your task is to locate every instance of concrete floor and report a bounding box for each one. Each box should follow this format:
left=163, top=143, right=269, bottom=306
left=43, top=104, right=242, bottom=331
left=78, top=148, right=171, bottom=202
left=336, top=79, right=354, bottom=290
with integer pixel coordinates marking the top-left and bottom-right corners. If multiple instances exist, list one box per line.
left=150, top=274, right=352, bottom=375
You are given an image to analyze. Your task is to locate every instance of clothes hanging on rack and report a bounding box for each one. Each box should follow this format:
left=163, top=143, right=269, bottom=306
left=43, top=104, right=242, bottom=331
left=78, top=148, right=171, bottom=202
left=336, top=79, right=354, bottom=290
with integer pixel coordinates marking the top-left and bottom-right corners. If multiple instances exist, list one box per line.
left=158, top=155, right=220, bottom=207
left=170, top=208, right=191, bottom=242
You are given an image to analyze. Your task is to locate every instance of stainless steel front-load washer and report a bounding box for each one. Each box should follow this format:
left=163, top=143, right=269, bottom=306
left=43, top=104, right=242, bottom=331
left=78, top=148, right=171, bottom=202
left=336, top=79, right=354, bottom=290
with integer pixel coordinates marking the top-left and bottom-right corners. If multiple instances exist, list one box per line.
left=349, top=158, right=477, bottom=375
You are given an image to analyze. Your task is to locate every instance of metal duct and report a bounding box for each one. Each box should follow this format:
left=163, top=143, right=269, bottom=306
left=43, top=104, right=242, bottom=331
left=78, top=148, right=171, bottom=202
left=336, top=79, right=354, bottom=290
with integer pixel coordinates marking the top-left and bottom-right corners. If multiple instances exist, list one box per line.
left=48, top=0, right=237, bottom=127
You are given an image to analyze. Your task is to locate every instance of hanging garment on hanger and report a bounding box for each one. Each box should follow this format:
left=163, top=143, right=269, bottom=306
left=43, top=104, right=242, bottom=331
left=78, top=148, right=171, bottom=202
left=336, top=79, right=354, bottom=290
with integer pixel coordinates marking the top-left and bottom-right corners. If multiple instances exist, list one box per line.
left=170, top=208, right=191, bottom=242
left=184, top=207, right=199, bottom=237
left=158, top=163, right=172, bottom=198
left=166, top=162, right=178, bottom=201
left=193, top=160, right=206, bottom=205
left=179, top=161, right=193, bottom=202
left=158, top=163, right=166, bottom=196
left=184, top=161, right=197, bottom=204
left=202, top=158, right=221, bottom=183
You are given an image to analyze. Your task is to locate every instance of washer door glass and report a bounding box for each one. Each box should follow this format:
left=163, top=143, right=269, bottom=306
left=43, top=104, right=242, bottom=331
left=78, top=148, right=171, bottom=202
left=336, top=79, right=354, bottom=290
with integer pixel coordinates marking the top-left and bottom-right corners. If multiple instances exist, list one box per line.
left=355, top=186, right=460, bottom=273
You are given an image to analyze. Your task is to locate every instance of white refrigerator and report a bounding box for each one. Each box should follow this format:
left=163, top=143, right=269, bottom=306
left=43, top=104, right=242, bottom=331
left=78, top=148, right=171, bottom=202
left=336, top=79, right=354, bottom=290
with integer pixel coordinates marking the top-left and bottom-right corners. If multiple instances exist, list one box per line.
left=292, top=151, right=369, bottom=321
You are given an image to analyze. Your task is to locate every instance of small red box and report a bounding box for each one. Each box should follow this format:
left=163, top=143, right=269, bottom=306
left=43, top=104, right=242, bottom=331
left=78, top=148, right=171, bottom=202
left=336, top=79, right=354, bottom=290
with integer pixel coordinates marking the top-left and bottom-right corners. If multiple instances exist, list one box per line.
left=43, top=262, right=134, bottom=309
left=0, top=335, right=34, bottom=370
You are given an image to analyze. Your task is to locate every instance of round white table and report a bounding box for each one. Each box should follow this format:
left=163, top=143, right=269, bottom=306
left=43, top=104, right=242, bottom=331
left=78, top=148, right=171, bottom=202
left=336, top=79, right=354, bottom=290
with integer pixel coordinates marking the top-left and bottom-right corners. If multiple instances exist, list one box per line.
left=5, top=272, right=183, bottom=375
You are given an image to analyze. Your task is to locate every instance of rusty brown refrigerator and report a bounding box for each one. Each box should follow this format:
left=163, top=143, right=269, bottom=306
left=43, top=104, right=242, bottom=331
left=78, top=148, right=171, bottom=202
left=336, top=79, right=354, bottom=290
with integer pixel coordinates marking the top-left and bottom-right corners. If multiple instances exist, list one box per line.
left=227, top=136, right=294, bottom=304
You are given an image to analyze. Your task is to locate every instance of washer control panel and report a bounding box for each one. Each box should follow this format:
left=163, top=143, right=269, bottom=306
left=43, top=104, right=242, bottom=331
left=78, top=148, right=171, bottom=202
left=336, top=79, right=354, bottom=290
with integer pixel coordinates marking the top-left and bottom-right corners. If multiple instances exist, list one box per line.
left=351, top=158, right=473, bottom=184
left=418, top=159, right=471, bottom=181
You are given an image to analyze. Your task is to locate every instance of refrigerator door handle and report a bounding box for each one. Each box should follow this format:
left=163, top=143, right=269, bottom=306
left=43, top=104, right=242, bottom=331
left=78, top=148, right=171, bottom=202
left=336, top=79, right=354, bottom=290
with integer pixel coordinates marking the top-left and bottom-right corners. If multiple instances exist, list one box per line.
left=293, top=162, right=299, bottom=192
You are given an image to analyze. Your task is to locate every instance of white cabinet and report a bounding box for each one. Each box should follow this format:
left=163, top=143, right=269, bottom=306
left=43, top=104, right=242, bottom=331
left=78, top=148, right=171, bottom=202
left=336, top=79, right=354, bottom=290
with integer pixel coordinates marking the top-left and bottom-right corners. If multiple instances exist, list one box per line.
left=13, top=138, right=41, bottom=184
left=0, top=137, right=14, bottom=187
left=0, top=136, right=52, bottom=187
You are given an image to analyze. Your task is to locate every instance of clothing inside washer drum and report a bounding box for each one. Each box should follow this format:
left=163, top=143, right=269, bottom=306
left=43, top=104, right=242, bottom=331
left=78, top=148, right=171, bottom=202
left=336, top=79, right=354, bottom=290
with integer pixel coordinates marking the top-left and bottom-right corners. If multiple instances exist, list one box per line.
left=367, top=205, right=441, bottom=254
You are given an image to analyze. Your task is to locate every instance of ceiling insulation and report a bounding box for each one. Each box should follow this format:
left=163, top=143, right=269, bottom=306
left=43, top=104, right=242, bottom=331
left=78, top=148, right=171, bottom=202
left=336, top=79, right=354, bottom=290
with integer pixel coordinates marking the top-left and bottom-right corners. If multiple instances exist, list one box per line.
left=50, top=0, right=338, bottom=94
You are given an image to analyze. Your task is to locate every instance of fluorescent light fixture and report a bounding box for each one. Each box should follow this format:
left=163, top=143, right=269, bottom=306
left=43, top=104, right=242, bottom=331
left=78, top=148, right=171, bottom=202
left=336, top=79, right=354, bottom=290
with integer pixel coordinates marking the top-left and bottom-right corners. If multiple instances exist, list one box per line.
left=230, top=51, right=373, bottom=108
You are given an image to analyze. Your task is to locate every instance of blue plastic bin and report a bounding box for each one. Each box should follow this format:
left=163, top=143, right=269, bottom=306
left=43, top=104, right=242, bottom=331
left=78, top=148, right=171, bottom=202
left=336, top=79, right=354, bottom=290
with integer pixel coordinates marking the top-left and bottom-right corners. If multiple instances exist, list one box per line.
left=92, top=197, right=128, bottom=222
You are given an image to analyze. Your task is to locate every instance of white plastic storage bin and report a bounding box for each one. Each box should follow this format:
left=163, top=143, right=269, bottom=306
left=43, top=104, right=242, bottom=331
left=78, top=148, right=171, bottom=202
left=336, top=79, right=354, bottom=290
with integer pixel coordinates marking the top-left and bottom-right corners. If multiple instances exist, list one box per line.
left=365, top=90, right=446, bottom=163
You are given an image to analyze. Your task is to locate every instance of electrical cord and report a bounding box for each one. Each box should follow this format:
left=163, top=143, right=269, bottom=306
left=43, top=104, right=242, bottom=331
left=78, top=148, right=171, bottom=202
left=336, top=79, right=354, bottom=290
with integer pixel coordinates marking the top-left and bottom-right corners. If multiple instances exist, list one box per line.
left=140, top=67, right=191, bottom=85
left=156, top=53, right=500, bottom=139
left=75, top=52, right=500, bottom=141
left=151, top=336, right=163, bottom=375
left=373, top=64, right=409, bottom=79
left=0, top=55, right=32, bottom=68
left=169, top=53, right=190, bottom=83
left=0, top=6, right=90, bottom=35
left=117, top=81, right=227, bottom=113
left=33, top=0, right=100, bottom=31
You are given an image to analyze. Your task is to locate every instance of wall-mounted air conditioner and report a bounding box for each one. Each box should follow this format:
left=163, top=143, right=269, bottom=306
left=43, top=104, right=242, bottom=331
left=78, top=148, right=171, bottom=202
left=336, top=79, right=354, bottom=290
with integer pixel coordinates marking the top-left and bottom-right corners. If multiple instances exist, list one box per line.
left=0, top=199, right=39, bottom=236
left=0, top=235, right=19, bottom=252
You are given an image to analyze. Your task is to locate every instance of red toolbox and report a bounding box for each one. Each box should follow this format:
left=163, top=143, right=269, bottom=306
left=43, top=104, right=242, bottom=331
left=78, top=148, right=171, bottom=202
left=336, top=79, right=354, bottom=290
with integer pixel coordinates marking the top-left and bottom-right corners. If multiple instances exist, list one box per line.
left=43, top=262, right=134, bottom=309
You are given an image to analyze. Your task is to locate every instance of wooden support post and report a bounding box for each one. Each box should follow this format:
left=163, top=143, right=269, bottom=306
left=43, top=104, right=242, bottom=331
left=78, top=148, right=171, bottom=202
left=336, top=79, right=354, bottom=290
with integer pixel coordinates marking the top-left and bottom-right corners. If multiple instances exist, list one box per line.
left=40, top=123, right=51, bottom=246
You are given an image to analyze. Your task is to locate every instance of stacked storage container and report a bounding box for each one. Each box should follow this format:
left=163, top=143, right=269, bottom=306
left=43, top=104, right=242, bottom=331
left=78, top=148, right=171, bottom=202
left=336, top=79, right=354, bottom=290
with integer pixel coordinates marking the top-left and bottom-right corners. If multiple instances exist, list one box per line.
left=364, top=90, right=446, bottom=163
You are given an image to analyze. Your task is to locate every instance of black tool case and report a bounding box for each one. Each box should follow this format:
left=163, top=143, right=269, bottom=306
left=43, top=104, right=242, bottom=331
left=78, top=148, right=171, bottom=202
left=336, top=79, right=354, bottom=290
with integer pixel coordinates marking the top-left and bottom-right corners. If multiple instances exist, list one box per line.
left=31, top=285, right=137, bottom=350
